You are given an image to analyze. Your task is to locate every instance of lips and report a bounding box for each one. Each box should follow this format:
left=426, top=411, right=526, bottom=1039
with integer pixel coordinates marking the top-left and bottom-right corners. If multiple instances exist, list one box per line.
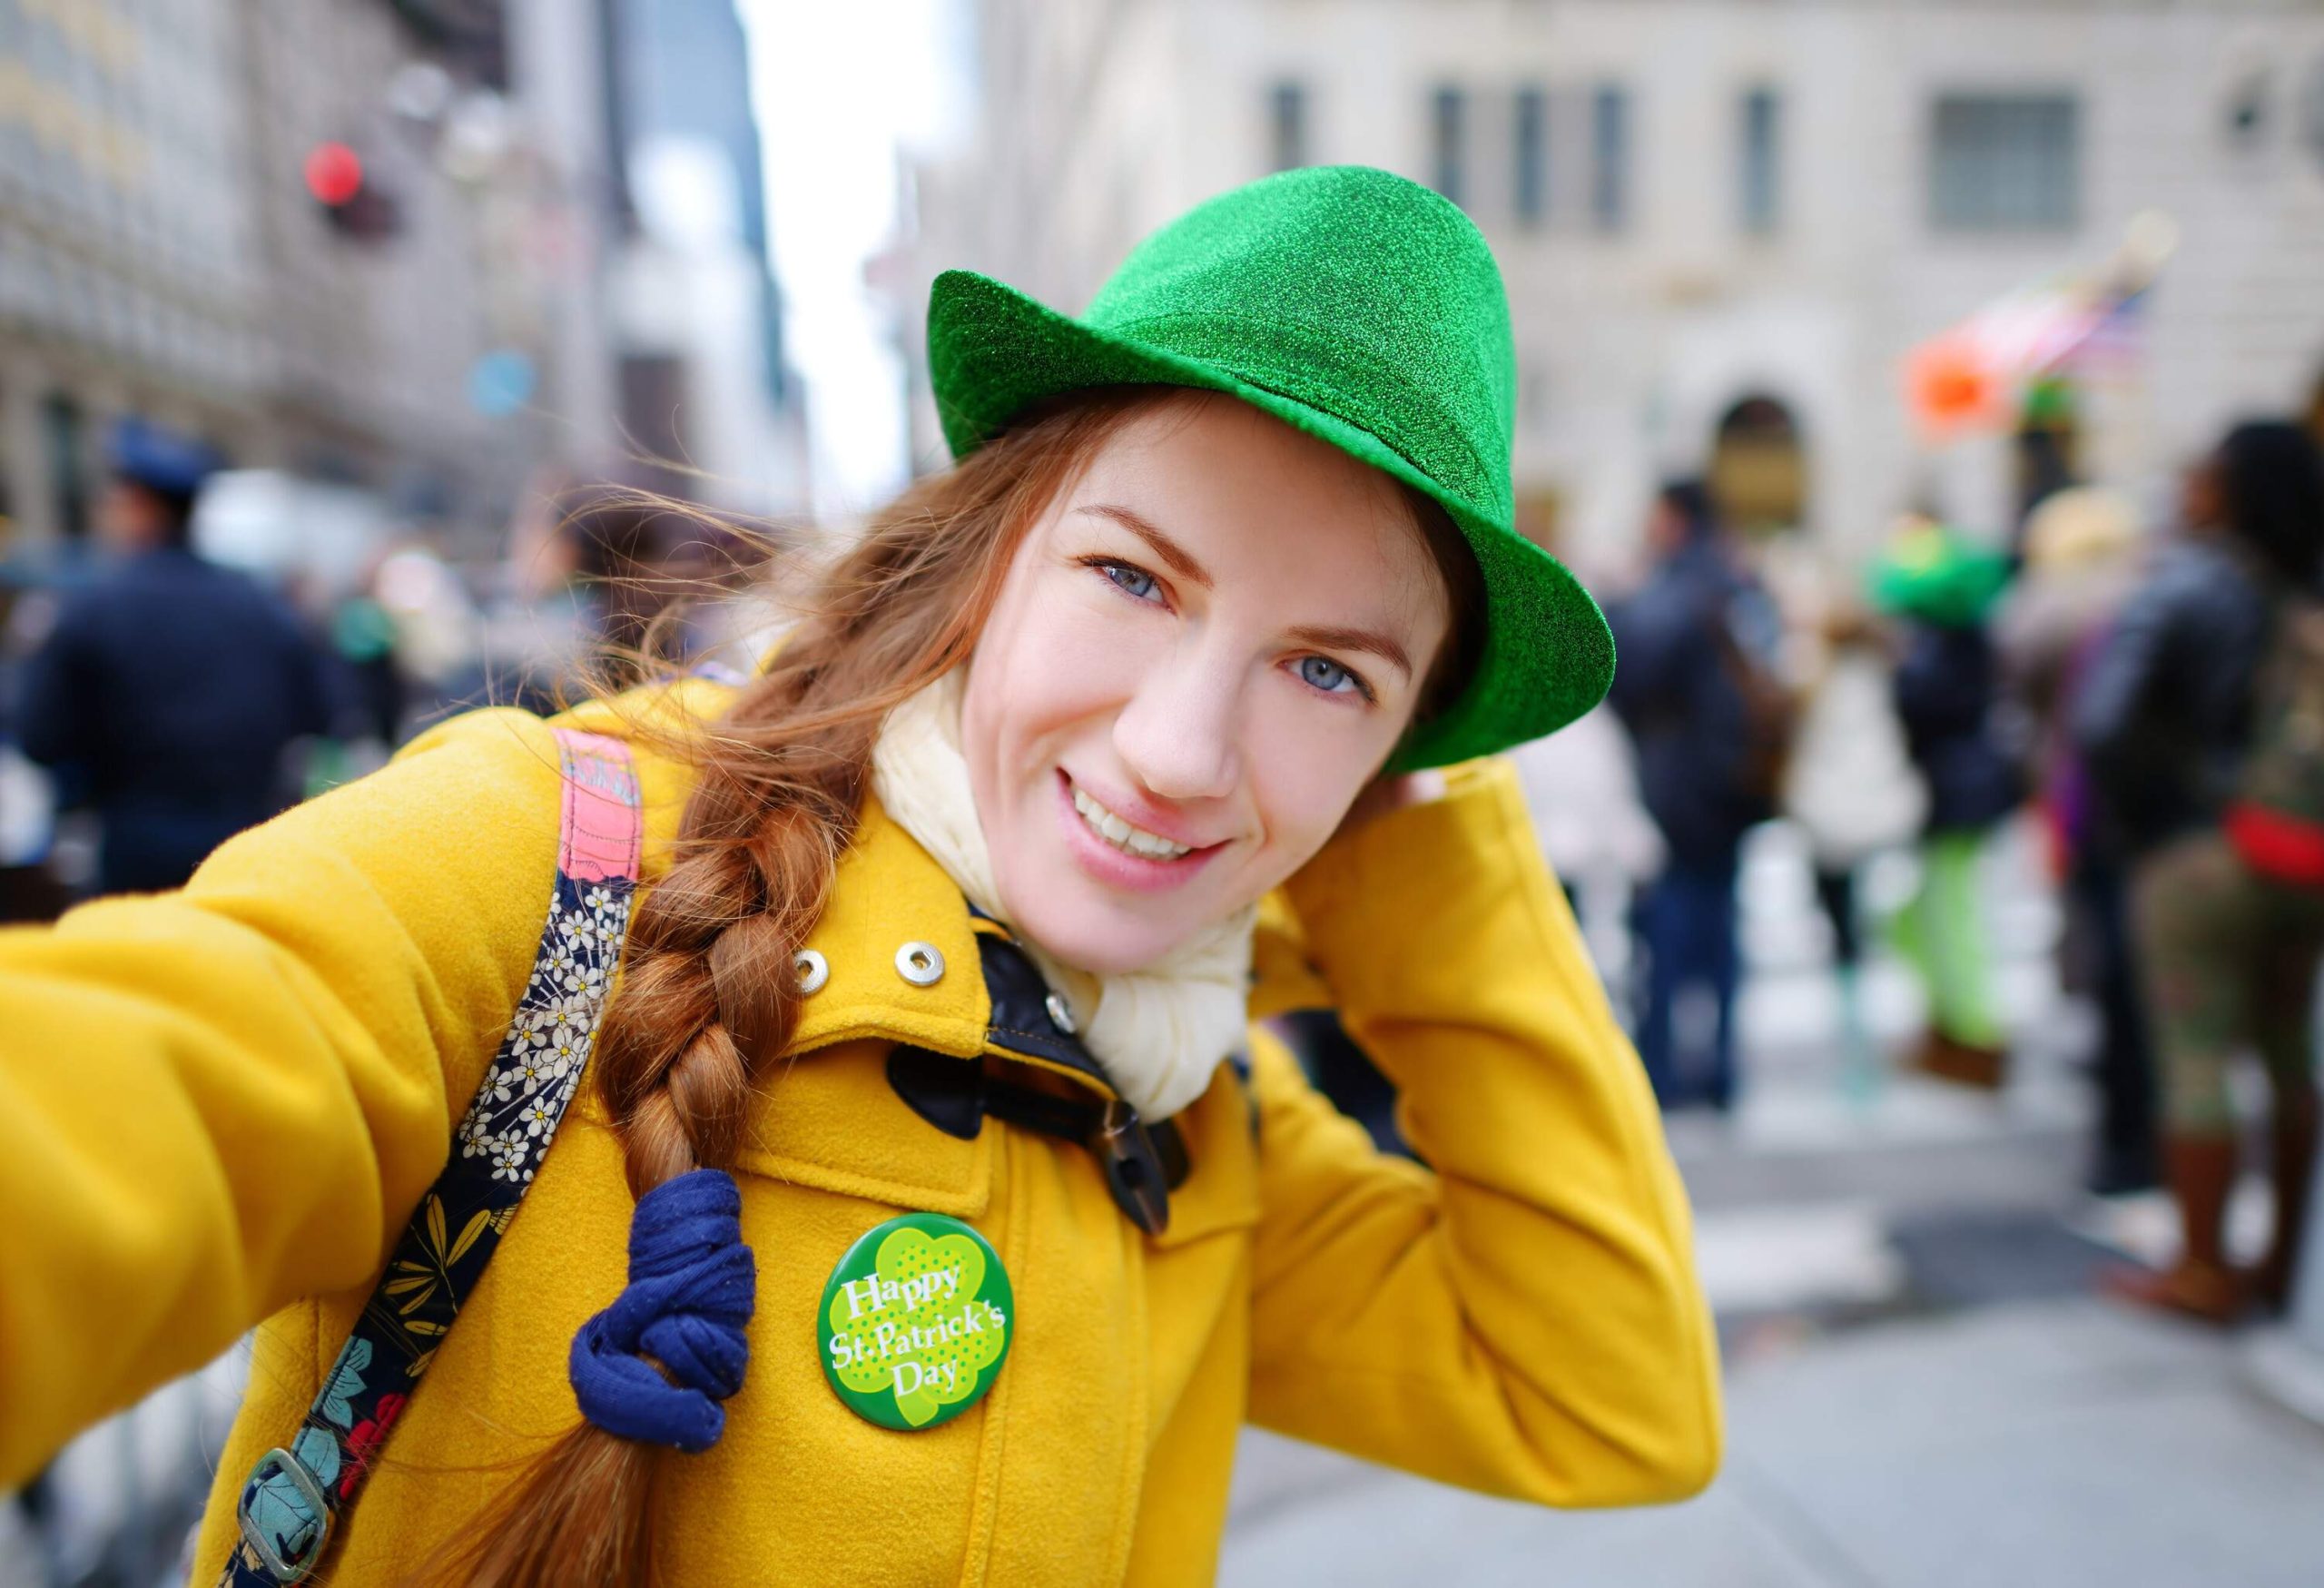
left=1069, top=783, right=1194, bottom=859
left=1052, top=771, right=1224, bottom=895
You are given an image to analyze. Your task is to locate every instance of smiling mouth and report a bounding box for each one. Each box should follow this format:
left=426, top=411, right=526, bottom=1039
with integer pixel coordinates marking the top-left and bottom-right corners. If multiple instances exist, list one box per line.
left=1068, top=782, right=1197, bottom=861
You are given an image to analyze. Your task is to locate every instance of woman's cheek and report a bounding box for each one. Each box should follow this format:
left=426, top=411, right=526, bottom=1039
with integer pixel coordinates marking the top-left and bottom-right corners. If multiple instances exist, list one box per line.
left=989, top=575, right=1147, bottom=740
left=1242, top=707, right=1378, bottom=882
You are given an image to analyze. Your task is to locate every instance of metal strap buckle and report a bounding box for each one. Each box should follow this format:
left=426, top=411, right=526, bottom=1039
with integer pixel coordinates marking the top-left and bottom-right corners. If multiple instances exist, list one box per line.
left=237, top=1445, right=332, bottom=1583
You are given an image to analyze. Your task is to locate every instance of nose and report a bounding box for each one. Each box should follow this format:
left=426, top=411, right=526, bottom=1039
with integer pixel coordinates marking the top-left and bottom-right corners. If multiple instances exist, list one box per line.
left=1111, top=645, right=1244, bottom=804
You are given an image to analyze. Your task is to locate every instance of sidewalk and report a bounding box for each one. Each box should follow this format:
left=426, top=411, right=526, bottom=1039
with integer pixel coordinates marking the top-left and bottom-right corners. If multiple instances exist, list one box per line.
left=1219, top=785, right=2324, bottom=1584
left=1221, top=1298, right=2324, bottom=1588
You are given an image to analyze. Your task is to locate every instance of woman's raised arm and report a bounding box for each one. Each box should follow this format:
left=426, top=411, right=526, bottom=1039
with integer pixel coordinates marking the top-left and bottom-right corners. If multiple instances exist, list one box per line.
left=0, top=707, right=570, bottom=1484
left=1246, top=756, right=1722, bottom=1505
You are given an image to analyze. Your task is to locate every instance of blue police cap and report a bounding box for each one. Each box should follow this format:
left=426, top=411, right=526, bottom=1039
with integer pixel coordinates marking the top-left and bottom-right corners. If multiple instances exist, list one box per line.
left=107, top=416, right=222, bottom=496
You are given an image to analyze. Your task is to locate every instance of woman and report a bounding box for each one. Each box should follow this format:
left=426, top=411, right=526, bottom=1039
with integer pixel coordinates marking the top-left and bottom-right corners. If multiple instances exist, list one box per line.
left=2078, top=420, right=2324, bottom=1322
left=0, top=167, right=1718, bottom=1586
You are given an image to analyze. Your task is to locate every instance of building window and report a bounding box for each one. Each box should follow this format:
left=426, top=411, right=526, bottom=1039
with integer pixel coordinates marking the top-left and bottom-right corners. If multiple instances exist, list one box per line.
left=1513, top=85, right=1549, bottom=224
left=1269, top=80, right=1308, bottom=172
left=1590, top=84, right=1629, bottom=232
left=1929, top=93, right=2080, bottom=232
left=1431, top=84, right=1467, bottom=208
left=1739, top=86, right=1780, bottom=234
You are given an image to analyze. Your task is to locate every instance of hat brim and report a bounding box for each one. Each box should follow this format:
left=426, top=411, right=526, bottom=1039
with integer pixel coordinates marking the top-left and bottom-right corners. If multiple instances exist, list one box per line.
left=927, top=269, right=1613, bottom=771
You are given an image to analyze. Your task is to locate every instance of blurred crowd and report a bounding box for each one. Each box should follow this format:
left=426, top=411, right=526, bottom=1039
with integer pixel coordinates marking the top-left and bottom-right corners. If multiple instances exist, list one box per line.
left=1593, top=398, right=2324, bottom=1334
left=0, top=422, right=784, bottom=924
left=8, top=391, right=2324, bottom=1350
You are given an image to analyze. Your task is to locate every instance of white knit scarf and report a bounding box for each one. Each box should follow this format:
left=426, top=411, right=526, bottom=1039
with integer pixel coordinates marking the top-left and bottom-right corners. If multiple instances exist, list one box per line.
left=870, top=670, right=1255, bottom=1120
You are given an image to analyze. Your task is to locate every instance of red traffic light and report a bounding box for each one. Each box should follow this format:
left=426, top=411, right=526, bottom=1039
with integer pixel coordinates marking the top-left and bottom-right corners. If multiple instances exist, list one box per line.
left=303, top=142, right=365, bottom=207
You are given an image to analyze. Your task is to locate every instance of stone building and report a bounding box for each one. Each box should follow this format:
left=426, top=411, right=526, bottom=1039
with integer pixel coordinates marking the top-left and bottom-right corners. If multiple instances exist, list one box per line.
left=606, top=0, right=809, bottom=514
left=0, top=0, right=805, bottom=559
left=909, top=0, right=2324, bottom=568
left=0, top=0, right=625, bottom=549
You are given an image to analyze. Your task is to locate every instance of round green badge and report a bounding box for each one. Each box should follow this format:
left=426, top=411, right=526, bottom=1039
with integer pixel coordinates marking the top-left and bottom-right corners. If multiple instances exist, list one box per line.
left=817, top=1212, right=1013, bottom=1431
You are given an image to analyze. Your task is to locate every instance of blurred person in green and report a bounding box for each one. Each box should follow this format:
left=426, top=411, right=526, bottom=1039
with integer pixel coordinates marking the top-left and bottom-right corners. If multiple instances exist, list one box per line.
left=2077, top=421, right=2324, bottom=1322
left=15, top=418, right=331, bottom=895
left=1872, top=517, right=2023, bottom=1089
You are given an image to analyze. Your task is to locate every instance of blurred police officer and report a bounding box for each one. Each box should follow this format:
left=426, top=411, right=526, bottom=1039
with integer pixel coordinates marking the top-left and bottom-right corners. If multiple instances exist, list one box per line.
left=17, top=419, right=330, bottom=894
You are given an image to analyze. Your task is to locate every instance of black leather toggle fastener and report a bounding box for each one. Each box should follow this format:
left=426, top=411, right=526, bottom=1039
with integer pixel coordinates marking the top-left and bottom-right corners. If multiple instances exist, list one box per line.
left=884, top=912, right=1189, bottom=1236
left=886, top=1046, right=1190, bottom=1237
left=1090, top=1098, right=1170, bottom=1235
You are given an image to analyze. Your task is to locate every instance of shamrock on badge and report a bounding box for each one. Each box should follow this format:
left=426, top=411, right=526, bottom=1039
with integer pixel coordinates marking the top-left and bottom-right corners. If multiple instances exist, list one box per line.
left=823, top=1220, right=1010, bottom=1428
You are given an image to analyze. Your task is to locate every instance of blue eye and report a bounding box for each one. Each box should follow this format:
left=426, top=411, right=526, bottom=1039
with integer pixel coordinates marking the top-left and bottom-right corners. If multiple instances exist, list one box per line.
left=1099, top=561, right=1161, bottom=603
left=1297, top=656, right=1360, bottom=695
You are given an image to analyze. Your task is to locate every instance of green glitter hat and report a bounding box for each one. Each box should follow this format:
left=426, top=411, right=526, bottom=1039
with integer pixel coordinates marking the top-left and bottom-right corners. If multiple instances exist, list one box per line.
left=924, top=164, right=1614, bottom=770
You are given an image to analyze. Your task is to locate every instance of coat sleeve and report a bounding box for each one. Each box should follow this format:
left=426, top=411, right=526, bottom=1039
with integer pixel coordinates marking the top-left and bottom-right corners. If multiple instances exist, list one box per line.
left=1246, top=757, right=1721, bottom=1507
left=0, top=707, right=564, bottom=1485
left=15, top=598, right=98, bottom=772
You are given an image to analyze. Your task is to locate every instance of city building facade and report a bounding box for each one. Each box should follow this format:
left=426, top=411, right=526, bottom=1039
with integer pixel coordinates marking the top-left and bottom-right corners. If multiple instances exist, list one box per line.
left=0, top=0, right=625, bottom=550
left=910, top=0, right=2324, bottom=568
left=0, top=0, right=803, bottom=563
left=606, top=0, right=808, bottom=514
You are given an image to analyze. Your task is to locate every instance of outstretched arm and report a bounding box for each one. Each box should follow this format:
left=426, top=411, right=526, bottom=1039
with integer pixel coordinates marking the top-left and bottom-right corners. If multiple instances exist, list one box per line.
left=1246, top=757, right=1720, bottom=1505
left=0, top=707, right=568, bottom=1484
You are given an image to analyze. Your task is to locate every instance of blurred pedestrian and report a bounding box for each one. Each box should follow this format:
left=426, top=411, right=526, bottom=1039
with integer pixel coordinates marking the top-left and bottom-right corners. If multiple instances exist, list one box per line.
left=1608, top=479, right=1793, bottom=1110
left=1767, top=535, right=1927, bottom=1090
left=479, top=481, right=710, bottom=713
left=328, top=581, right=408, bottom=749
left=1873, top=518, right=2023, bottom=1089
left=1996, top=487, right=2159, bottom=1190
left=371, top=542, right=483, bottom=725
left=2079, top=420, right=2324, bottom=1322
left=15, top=418, right=331, bottom=895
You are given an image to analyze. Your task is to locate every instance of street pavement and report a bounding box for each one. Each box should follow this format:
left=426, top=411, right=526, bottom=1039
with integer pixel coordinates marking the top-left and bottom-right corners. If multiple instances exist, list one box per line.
left=1222, top=1300, right=2324, bottom=1588
left=1220, top=815, right=2324, bottom=1586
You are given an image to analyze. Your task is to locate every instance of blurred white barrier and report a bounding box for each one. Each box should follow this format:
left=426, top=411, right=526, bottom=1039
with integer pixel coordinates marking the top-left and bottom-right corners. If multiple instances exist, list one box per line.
left=4, top=1346, right=248, bottom=1588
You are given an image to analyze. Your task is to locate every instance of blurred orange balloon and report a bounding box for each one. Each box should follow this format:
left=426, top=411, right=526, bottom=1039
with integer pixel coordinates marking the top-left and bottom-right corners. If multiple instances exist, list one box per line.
left=1905, top=336, right=2000, bottom=439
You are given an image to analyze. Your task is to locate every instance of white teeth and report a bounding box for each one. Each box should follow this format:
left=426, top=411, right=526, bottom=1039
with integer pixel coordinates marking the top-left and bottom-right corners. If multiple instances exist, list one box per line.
left=1071, top=784, right=1192, bottom=860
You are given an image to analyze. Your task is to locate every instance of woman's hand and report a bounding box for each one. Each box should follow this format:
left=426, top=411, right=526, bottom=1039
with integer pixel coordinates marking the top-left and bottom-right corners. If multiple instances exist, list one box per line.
left=1336, top=768, right=1449, bottom=838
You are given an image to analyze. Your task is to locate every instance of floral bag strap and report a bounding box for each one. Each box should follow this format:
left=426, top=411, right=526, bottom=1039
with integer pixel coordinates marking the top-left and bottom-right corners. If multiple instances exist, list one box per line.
left=222, top=728, right=644, bottom=1587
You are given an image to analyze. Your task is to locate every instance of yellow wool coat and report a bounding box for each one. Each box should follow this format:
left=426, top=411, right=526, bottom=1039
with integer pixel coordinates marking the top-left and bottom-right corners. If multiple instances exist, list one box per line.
left=0, top=683, right=1718, bottom=1585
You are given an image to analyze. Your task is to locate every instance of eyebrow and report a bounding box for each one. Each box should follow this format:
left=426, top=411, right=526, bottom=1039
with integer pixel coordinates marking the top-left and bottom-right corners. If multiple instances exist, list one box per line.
left=1077, top=503, right=1414, bottom=680
left=1078, top=503, right=1213, bottom=588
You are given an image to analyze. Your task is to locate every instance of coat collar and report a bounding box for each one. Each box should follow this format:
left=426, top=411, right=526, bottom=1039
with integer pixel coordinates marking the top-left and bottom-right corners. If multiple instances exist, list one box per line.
left=584, top=680, right=1120, bottom=1090
left=783, top=790, right=993, bottom=1061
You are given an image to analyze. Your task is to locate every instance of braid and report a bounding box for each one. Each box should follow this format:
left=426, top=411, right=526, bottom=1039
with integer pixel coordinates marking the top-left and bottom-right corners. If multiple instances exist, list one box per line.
left=429, top=390, right=1165, bottom=1588
left=596, top=710, right=868, bottom=1196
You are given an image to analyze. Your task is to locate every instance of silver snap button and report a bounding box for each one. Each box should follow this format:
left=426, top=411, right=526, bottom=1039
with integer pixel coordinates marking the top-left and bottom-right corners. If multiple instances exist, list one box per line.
left=1045, top=991, right=1078, bottom=1035
left=895, top=941, right=945, bottom=987
left=793, top=949, right=829, bottom=995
